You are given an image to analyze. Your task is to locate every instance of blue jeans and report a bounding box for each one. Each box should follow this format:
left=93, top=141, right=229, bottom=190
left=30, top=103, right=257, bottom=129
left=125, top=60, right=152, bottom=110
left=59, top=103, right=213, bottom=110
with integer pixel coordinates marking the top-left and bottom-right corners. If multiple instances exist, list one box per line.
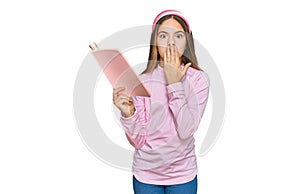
left=133, top=175, right=198, bottom=194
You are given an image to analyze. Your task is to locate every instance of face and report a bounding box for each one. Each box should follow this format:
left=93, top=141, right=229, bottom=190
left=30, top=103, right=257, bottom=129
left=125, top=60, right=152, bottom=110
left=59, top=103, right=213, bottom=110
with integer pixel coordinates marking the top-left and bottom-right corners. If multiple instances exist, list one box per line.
left=156, top=18, right=187, bottom=60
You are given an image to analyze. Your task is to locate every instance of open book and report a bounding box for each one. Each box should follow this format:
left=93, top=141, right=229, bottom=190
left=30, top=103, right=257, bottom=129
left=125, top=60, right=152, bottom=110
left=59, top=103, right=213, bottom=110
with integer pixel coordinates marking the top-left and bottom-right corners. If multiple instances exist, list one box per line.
left=90, top=45, right=151, bottom=97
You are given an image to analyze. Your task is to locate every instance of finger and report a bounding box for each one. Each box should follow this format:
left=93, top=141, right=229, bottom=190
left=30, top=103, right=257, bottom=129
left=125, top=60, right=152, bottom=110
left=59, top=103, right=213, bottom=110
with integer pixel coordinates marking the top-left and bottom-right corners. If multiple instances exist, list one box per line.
left=113, top=87, right=126, bottom=98
left=116, top=94, right=132, bottom=103
left=166, top=45, right=171, bottom=64
left=116, top=97, right=130, bottom=104
left=113, top=87, right=125, bottom=95
left=174, top=46, right=180, bottom=67
left=182, top=63, right=192, bottom=75
left=113, top=86, right=125, bottom=91
left=170, top=44, right=175, bottom=64
left=115, top=97, right=133, bottom=107
left=113, top=87, right=126, bottom=102
left=164, top=52, right=167, bottom=67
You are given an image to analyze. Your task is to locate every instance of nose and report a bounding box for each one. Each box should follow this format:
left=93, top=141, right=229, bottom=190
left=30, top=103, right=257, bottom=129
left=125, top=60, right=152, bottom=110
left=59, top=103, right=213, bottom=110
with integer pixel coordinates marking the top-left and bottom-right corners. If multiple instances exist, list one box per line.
left=168, top=36, right=175, bottom=45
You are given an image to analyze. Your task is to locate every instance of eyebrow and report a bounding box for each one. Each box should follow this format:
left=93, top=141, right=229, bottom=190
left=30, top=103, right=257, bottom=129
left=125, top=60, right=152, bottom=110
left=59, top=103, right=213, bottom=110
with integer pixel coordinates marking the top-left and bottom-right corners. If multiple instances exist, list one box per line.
left=158, top=30, right=185, bottom=34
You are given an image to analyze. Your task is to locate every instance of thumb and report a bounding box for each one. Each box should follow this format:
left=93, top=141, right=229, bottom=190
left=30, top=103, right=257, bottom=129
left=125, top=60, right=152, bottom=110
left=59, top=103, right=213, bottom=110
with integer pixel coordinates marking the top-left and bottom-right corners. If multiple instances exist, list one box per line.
left=182, top=63, right=192, bottom=75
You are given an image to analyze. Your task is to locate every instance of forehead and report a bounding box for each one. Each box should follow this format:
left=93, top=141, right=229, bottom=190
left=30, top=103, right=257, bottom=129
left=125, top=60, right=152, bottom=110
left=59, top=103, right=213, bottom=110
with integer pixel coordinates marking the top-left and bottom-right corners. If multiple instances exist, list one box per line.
left=158, top=18, right=184, bottom=32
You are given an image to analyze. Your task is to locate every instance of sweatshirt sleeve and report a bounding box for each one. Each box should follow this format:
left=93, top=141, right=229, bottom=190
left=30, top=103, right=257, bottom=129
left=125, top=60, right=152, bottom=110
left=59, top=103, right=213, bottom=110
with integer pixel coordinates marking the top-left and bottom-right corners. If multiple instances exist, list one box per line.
left=120, top=96, right=151, bottom=149
left=167, top=71, right=210, bottom=140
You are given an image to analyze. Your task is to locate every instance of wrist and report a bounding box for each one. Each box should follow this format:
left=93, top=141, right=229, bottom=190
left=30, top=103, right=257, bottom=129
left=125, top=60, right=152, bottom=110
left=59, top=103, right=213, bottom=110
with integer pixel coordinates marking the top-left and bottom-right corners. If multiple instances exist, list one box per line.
left=167, top=79, right=180, bottom=85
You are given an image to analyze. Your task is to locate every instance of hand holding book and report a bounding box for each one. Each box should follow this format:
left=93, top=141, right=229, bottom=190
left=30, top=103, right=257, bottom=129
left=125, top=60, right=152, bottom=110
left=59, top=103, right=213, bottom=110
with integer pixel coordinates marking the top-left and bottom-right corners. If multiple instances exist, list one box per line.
left=112, top=87, right=135, bottom=118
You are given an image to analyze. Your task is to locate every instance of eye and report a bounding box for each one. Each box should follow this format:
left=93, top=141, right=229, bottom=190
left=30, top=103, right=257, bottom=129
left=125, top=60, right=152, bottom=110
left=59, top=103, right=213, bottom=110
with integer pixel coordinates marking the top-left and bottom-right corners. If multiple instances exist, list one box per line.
left=159, top=33, right=167, bottom=39
left=176, top=33, right=184, bottom=39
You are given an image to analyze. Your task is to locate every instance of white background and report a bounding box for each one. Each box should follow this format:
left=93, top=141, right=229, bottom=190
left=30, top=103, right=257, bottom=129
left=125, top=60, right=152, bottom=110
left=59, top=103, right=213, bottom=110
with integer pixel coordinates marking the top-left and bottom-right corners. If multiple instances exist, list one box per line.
left=1, top=0, right=299, bottom=193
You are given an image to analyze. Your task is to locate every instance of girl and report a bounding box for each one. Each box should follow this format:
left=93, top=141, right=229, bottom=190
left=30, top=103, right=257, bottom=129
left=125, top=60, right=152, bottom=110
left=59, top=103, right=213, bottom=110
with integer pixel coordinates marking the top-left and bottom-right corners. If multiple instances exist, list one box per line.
left=113, top=10, right=210, bottom=194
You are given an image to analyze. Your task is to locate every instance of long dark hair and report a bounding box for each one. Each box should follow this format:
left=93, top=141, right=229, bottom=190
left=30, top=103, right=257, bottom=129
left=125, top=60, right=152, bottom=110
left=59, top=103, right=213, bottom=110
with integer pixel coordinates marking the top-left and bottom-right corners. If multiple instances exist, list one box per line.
left=142, top=15, right=201, bottom=74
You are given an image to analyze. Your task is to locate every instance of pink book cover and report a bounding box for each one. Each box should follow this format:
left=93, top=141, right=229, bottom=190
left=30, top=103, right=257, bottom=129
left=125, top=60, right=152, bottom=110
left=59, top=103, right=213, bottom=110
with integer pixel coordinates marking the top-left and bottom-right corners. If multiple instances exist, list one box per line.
left=91, top=49, right=151, bottom=97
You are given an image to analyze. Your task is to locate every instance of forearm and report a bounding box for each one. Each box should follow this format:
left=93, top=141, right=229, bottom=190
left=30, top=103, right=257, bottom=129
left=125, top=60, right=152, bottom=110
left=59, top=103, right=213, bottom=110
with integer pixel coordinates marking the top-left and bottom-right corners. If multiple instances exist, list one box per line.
left=120, top=96, right=150, bottom=149
left=167, top=80, right=209, bottom=139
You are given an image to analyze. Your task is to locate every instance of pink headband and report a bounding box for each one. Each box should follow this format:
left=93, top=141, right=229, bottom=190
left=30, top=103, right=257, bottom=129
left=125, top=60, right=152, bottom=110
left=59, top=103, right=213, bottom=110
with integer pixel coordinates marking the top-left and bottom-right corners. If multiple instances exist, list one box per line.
left=152, top=10, right=191, bottom=33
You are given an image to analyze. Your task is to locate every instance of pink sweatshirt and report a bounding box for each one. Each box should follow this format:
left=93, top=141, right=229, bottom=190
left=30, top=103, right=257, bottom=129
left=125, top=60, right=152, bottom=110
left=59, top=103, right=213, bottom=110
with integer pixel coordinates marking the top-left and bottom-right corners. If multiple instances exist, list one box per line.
left=120, top=65, right=210, bottom=185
